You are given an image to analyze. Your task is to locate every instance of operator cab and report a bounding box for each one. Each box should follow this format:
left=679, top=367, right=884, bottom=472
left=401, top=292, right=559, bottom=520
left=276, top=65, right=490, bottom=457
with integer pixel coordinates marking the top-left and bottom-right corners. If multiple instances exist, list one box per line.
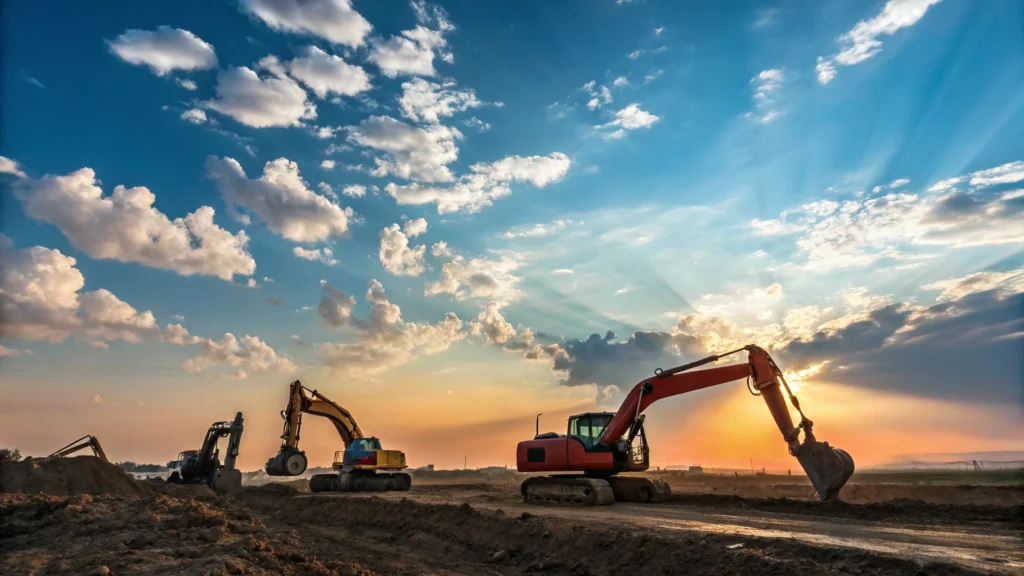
left=569, top=411, right=650, bottom=472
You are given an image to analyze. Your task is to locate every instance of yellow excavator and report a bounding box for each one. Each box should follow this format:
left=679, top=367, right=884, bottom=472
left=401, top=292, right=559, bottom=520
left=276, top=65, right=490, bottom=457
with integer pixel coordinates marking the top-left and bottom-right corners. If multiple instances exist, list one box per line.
left=265, top=380, right=411, bottom=492
left=49, top=435, right=109, bottom=462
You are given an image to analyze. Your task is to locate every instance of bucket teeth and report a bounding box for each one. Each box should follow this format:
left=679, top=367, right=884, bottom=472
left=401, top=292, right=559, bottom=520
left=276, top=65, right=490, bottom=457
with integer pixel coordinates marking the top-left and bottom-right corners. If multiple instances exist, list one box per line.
left=796, top=441, right=855, bottom=501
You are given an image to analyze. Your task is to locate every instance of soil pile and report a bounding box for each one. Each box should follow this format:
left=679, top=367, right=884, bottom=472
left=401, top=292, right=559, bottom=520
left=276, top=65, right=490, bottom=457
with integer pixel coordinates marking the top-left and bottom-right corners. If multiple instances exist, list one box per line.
left=0, top=493, right=373, bottom=575
left=0, top=456, right=151, bottom=497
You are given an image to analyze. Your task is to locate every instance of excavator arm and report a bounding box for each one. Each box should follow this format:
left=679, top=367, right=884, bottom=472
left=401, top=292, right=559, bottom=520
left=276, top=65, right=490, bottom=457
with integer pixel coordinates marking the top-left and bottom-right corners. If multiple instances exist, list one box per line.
left=600, top=345, right=854, bottom=500
left=266, top=380, right=365, bottom=476
left=49, top=435, right=108, bottom=463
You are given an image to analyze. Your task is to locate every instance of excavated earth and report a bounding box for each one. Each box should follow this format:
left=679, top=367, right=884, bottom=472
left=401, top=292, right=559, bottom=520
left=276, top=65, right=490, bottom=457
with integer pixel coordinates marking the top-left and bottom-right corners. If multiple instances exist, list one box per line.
left=1, top=458, right=1020, bottom=575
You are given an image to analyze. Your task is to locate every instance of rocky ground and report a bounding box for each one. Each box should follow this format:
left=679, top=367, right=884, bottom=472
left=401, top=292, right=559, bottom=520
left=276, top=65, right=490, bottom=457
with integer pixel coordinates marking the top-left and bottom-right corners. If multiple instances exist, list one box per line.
left=1, top=458, right=1021, bottom=575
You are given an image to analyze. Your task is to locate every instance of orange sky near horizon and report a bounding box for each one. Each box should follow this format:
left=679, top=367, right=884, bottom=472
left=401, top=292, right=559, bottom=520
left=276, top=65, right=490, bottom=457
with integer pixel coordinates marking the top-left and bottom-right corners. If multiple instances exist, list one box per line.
left=3, top=355, right=1021, bottom=473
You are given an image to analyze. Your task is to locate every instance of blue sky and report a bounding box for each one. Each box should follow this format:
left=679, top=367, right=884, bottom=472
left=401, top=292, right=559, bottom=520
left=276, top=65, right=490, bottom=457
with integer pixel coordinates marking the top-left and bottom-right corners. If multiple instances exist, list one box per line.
left=2, top=0, right=1022, bottom=468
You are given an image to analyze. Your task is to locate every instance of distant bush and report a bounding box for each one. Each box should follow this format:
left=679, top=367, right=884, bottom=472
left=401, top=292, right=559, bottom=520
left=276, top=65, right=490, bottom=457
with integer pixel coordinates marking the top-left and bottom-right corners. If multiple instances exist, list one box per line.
left=0, top=448, right=22, bottom=462
left=117, top=461, right=166, bottom=473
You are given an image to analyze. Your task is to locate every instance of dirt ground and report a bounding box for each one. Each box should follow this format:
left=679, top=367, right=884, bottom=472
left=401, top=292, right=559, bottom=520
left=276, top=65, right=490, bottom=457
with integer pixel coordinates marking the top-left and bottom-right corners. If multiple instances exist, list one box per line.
left=1, top=459, right=1021, bottom=575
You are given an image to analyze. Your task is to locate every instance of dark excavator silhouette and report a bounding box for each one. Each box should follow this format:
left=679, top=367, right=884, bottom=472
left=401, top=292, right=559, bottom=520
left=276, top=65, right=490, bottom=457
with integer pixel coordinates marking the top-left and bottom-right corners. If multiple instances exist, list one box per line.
left=517, top=345, right=854, bottom=505
left=167, top=412, right=244, bottom=494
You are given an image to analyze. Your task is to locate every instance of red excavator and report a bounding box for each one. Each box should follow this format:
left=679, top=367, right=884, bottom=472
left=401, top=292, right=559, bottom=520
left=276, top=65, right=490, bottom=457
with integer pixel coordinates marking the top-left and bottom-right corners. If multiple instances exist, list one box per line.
left=517, top=345, right=854, bottom=505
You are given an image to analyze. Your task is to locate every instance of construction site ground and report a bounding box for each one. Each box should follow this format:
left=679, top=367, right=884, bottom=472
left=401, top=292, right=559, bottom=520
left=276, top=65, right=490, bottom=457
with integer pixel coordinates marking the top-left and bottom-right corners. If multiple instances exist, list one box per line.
left=2, top=458, right=1021, bottom=576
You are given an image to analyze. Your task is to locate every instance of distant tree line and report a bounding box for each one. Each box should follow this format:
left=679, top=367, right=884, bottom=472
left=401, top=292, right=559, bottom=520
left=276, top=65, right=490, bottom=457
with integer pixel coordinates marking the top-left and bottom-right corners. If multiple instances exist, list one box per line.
left=117, top=461, right=166, bottom=473
left=0, top=448, right=22, bottom=462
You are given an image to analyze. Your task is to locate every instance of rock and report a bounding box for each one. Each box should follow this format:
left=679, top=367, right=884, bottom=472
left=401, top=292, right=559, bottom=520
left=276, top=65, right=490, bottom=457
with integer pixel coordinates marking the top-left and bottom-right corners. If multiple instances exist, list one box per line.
left=489, top=550, right=510, bottom=563
left=494, top=509, right=505, bottom=516
left=519, top=511, right=533, bottom=521
left=540, top=530, right=552, bottom=538
left=92, top=567, right=111, bottom=576
left=458, top=502, right=473, bottom=513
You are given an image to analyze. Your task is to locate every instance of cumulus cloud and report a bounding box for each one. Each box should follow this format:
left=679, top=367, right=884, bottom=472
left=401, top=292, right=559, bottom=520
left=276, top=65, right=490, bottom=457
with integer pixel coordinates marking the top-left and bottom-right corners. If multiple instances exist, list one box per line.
left=293, top=246, right=338, bottom=265
left=399, top=78, right=483, bottom=123
left=582, top=81, right=613, bottom=110
left=366, top=1, right=454, bottom=78
left=180, top=108, right=208, bottom=125
left=106, top=26, right=217, bottom=76
left=385, top=152, right=571, bottom=214
left=286, top=46, right=372, bottom=99
left=600, top=104, right=660, bottom=138
left=240, top=0, right=372, bottom=48
left=342, top=184, right=367, bottom=198
left=0, top=156, right=26, bottom=178
left=183, top=333, right=296, bottom=376
left=0, top=344, right=33, bottom=358
left=206, top=156, right=355, bottom=243
left=205, top=58, right=316, bottom=128
left=426, top=249, right=522, bottom=301
left=378, top=219, right=428, bottom=276
left=318, top=280, right=357, bottom=327
left=462, top=117, right=491, bottom=132
left=816, top=0, right=942, bottom=84
left=0, top=235, right=201, bottom=347
left=746, top=69, right=784, bottom=124
left=320, top=279, right=466, bottom=377
left=14, top=167, right=255, bottom=281
left=346, top=115, right=460, bottom=182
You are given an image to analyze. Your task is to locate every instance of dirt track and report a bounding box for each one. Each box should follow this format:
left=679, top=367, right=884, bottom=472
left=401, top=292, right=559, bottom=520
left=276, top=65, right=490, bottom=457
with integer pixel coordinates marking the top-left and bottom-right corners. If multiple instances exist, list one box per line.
left=2, top=459, right=1022, bottom=575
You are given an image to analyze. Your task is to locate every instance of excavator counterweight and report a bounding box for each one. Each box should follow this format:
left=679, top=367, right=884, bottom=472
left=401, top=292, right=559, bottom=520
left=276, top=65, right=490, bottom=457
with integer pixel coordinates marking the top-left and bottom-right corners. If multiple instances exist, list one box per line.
left=517, top=345, right=854, bottom=505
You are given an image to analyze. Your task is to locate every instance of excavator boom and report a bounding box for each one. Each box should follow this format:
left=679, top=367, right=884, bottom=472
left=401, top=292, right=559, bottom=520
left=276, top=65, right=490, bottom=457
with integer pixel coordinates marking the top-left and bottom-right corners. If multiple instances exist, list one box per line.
left=49, top=435, right=108, bottom=463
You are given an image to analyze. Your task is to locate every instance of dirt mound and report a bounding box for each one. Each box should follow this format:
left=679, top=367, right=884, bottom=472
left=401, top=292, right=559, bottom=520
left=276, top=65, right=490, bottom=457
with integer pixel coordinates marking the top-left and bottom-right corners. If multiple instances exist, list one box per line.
left=243, top=493, right=982, bottom=575
left=664, top=493, right=1022, bottom=526
left=0, top=457, right=151, bottom=497
left=0, top=493, right=373, bottom=575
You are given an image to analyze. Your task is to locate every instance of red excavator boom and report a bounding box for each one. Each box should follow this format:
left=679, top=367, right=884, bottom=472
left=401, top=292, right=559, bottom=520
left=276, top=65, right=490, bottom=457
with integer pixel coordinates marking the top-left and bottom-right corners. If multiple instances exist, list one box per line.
left=516, top=345, right=854, bottom=505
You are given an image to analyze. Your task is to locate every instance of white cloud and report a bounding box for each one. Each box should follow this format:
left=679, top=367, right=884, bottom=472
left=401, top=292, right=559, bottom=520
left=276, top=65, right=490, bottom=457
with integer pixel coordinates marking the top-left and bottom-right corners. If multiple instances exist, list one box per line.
left=385, top=152, right=571, bottom=214
left=628, top=50, right=642, bottom=60
left=0, top=235, right=202, bottom=346
left=0, top=344, right=33, bottom=357
left=342, top=184, right=367, bottom=198
left=754, top=161, right=1024, bottom=270
left=462, top=117, right=491, bottom=132
left=245, top=278, right=261, bottom=289
left=644, top=70, right=663, bottom=83
left=321, top=279, right=466, bottom=376
left=614, top=288, right=629, bottom=296
left=206, top=156, right=354, bottom=243
left=106, top=26, right=217, bottom=76
left=321, top=159, right=336, bottom=170
left=600, top=103, right=660, bottom=136
left=293, top=246, right=338, bottom=265
left=180, top=108, right=208, bottom=124
left=816, top=0, right=942, bottom=84
left=346, top=115, right=461, bottom=182
left=426, top=250, right=522, bottom=301
left=367, top=4, right=454, bottom=78
left=318, top=280, right=357, bottom=326
left=552, top=268, right=574, bottom=275
left=176, top=78, right=198, bottom=91
left=205, top=58, right=316, bottom=128
left=286, top=46, right=372, bottom=99
left=0, top=156, right=26, bottom=178
left=696, top=283, right=786, bottom=322
left=378, top=220, right=428, bottom=276
left=746, top=68, right=784, bottom=123
left=503, top=219, right=578, bottom=239
left=582, top=82, right=613, bottom=110
left=430, top=241, right=454, bottom=258
left=923, top=269, right=1024, bottom=301
left=240, top=0, right=372, bottom=48
left=399, top=78, right=483, bottom=123
left=612, top=76, right=629, bottom=88
left=653, top=27, right=664, bottom=36
left=183, top=333, right=296, bottom=376
left=15, top=167, right=255, bottom=282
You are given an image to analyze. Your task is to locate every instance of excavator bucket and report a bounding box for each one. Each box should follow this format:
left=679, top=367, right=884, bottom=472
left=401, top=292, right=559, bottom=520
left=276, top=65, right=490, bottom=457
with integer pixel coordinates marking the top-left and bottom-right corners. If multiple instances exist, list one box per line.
left=795, top=439, right=854, bottom=501
left=211, top=468, right=242, bottom=495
